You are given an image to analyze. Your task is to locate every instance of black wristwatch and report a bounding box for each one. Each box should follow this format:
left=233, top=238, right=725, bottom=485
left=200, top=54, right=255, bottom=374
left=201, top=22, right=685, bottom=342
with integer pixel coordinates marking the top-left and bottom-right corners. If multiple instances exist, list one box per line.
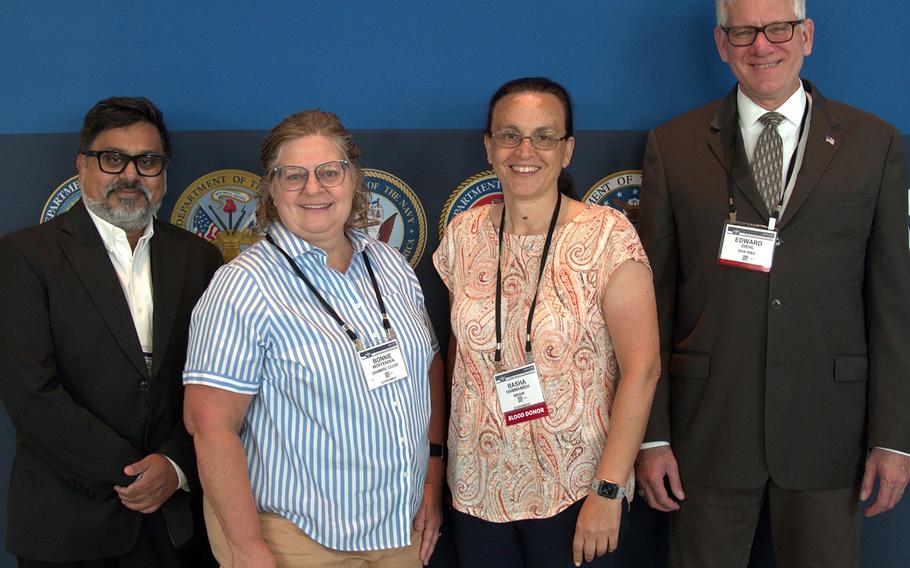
left=429, top=443, right=446, bottom=460
left=592, top=479, right=625, bottom=500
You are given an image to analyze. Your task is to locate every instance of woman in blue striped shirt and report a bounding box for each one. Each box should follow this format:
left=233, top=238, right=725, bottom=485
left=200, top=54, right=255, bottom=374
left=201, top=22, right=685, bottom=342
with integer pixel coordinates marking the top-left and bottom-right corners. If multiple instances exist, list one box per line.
left=183, top=110, right=446, bottom=567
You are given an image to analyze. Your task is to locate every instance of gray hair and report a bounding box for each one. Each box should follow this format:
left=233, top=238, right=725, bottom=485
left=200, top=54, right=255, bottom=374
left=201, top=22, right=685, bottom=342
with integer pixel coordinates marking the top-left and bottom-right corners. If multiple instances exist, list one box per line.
left=716, top=0, right=806, bottom=27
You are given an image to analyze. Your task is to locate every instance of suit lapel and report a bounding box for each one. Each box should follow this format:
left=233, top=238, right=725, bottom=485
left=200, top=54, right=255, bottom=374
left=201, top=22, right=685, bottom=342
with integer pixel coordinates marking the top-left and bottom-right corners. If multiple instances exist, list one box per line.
left=779, top=82, right=842, bottom=227
left=150, top=222, right=186, bottom=379
left=58, top=204, right=149, bottom=377
left=708, top=86, right=769, bottom=221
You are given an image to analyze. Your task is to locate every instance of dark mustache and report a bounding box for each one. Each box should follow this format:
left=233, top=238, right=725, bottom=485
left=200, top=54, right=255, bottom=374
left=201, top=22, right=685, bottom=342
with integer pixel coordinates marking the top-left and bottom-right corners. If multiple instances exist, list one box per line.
left=105, top=180, right=151, bottom=199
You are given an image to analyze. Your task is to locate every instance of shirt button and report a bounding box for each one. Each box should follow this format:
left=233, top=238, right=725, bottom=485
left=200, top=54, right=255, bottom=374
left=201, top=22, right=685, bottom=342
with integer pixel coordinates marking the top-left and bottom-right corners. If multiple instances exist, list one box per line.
left=139, top=380, right=151, bottom=392
left=770, top=298, right=782, bottom=310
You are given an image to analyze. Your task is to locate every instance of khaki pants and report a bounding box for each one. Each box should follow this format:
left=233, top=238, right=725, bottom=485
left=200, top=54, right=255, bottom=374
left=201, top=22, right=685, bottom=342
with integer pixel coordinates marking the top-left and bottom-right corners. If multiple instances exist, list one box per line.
left=204, top=497, right=422, bottom=567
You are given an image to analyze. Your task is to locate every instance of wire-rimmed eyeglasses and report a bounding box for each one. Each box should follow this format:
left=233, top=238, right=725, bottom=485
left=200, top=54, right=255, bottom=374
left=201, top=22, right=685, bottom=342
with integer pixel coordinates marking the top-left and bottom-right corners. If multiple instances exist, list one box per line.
left=271, top=160, right=349, bottom=191
left=489, top=130, right=569, bottom=150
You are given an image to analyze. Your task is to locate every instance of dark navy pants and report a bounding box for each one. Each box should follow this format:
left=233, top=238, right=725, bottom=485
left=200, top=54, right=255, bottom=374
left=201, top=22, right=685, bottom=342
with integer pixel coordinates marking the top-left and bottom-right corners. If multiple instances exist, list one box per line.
left=452, top=498, right=627, bottom=568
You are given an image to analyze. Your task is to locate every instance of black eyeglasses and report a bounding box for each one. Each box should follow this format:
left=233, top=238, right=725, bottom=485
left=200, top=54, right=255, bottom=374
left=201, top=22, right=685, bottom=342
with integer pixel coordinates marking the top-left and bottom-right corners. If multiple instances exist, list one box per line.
left=721, top=20, right=804, bottom=46
left=81, top=150, right=168, bottom=177
left=271, top=160, right=349, bottom=191
left=490, top=130, right=568, bottom=150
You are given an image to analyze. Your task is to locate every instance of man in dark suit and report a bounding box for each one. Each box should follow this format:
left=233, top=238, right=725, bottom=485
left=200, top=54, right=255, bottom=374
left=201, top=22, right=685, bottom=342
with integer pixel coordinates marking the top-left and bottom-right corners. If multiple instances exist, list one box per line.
left=635, top=0, right=910, bottom=566
left=0, top=97, right=221, bottom=566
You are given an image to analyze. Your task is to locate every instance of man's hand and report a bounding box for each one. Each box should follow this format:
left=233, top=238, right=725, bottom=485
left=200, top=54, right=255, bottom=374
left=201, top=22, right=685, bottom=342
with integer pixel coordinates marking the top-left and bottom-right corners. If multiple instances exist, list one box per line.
left=413, top=482, right=443, bottom=566
left=114, top=453, right=179, bottom=513
left=634, top=446, right=685, bottom=512
left=572, top=494, right=622, bottom=566
left=860, top=448, right=910, bottom=517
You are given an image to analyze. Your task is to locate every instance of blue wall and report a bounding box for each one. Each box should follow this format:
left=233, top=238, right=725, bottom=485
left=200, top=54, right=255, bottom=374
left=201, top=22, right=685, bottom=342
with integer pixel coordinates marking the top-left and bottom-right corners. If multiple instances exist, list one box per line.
left=1, top=2, right=909, bottom=567
left=1, top=1, right=908, bottom=134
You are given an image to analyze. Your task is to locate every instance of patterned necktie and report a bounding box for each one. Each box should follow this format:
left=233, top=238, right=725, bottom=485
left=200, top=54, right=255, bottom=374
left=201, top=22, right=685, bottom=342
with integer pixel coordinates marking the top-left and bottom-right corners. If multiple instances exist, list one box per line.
left=752, top=111, right=785, bottom=213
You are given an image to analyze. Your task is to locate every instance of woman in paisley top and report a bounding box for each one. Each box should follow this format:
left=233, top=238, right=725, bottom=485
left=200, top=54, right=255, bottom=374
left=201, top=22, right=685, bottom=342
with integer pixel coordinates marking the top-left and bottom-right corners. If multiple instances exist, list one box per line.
left=433, top=77, right=660, bottom=567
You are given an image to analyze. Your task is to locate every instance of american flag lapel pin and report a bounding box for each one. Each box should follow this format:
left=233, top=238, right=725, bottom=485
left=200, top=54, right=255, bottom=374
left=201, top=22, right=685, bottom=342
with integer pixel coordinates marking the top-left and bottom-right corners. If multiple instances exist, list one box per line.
left=825, top=135, right=835, bottom=145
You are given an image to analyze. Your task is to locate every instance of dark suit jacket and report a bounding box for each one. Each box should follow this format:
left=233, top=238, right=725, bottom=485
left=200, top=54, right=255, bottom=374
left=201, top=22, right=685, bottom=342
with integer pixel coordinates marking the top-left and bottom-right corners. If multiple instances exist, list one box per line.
left=638, top=81, right=910, bottom=490
left=0, top=203, right=221, bottom=561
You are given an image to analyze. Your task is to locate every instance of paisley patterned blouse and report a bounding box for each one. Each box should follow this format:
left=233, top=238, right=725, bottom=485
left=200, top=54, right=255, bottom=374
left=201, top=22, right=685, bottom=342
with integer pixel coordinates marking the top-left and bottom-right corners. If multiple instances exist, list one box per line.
left=433, top=203, right=649, bottom=521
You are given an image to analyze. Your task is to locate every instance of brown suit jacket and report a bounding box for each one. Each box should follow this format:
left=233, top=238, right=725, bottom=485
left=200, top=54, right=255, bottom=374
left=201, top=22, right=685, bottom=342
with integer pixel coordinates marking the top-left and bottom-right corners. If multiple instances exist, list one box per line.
left=0, top=203, right=221, bottom=561
left=638, top=81, right=910, bottom=490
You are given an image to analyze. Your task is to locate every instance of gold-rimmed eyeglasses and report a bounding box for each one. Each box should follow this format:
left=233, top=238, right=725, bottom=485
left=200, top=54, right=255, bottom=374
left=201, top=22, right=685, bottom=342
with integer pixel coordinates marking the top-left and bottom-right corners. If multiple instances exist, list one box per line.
left=271, top=160, right=349, bottom=191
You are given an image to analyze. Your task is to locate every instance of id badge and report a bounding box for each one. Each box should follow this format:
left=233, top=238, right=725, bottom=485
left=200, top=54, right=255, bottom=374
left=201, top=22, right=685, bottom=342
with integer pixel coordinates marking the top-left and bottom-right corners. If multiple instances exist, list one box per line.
left=493, top=363, right=549, bottom=426
left=717, top=221, right=777, bottom=272
left=358, top=339, right=409, bottom=390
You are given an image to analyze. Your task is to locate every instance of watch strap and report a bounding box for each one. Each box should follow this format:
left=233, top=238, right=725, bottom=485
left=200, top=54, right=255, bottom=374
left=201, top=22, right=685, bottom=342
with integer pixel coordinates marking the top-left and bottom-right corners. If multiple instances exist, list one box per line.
left=592, top=478, right=625, bottom=500
left=429, top=442, right=446, bottom=460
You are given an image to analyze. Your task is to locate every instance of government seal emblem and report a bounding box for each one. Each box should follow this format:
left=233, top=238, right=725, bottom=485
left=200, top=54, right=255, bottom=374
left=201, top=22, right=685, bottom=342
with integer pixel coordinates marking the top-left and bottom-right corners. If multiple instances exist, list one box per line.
left=40, top=176, right=81, bottom=223
left=170, top=169, right=261, bottom=261
left=583, top=170, right=642, bottom=226
left=363, top=169, right=427, bottom=267
left=438, top=170, right=503, bottom=239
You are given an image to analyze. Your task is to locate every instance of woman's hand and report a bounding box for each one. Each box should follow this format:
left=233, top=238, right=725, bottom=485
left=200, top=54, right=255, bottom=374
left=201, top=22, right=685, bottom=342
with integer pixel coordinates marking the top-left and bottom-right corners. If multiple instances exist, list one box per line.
left=571, top=494, right=623, bottom=566
left=413, top=481, right=444, bottom=566
left=230, top=539, right=278, bottom=568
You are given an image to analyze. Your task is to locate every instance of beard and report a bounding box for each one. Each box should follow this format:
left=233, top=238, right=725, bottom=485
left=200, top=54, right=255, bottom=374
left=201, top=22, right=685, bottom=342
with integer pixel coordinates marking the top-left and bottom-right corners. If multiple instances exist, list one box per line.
left=82, top=179, right=163, bottom=234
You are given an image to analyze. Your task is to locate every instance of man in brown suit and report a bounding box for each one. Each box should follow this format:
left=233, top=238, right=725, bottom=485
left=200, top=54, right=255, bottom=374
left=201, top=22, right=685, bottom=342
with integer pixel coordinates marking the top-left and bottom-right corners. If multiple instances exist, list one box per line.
left=635, top=1, right=910, bottom=566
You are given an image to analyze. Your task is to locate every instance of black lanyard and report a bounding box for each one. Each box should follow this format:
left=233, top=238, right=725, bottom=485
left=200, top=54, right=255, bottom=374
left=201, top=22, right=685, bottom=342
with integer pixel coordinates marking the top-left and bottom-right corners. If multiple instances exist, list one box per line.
left=265, top=233, right=394, bottom=351
left=726, top=100, right=810, bottom=225
left=494, top=194, right=561, bottom=371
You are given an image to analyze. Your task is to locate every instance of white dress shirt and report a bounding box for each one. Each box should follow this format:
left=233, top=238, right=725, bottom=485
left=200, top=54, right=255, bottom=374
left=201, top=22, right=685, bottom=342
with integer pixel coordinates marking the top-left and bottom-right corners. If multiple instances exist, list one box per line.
left=737, top=83, right=810, bottom=217
left=85, top=204, right=189, bottom=488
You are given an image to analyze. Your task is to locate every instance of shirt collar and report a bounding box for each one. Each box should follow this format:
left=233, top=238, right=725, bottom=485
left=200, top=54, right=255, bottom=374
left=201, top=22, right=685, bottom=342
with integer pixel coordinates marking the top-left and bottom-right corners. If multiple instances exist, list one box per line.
left=84, top=200, right=154, bottom=251
left=268, top=221, right=370, bottom=260
left=347, top=228, right=371, bottom=254
left=737, top=81, right=807, bottom=129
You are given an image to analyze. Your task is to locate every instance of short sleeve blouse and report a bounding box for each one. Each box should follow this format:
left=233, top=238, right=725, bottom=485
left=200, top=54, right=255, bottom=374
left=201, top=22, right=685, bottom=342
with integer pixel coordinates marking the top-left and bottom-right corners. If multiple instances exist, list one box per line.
left=433, top=203, right=648, bottom=521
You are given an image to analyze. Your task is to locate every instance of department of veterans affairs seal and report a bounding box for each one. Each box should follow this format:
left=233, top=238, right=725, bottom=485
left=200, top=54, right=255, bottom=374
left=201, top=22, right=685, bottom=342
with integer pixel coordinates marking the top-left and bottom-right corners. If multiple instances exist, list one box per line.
left=583, top=170, right=642, bottom=226
left=438, top=170, right=504, bottom=239
left=40, top=176, right=81, bottom=223
left=363, top=169, right=427, bottom=267
left=170, top=169, right=261, bottom=262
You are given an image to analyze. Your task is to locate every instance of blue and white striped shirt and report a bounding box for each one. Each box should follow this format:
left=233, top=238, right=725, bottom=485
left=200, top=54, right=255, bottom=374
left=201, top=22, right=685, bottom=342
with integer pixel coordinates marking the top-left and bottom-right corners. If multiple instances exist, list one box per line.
left=184, top=221, right=437, bottom=551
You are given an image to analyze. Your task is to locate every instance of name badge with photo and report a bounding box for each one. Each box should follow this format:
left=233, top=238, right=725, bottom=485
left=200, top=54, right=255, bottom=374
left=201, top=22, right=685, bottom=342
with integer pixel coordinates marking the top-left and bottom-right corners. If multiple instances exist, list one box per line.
left=717, top=222, right=777, bottom=272
left=494, top=363, right=549, bottom=426
left=358, top=340, right=409, bottom=390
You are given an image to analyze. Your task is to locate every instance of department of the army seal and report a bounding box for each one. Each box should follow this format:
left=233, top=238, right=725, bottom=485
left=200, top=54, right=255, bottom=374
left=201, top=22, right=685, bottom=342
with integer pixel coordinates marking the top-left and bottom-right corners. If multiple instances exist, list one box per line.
left=39, top=176, right=82, bottom=223
left=582, top=170, right=642, bottom=226
left=170, top=169, right=261, bottom=261
left=438, top=170, right=504, bottom=239
left=363, top=169, right=427, bottom=267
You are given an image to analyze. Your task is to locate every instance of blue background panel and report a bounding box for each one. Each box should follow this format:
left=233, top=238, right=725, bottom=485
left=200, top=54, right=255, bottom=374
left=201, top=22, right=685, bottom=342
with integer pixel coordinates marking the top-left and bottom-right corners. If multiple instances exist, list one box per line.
left=1, top=1, right=909, bottom=566
left=1, top=1, right=908, bottom=134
